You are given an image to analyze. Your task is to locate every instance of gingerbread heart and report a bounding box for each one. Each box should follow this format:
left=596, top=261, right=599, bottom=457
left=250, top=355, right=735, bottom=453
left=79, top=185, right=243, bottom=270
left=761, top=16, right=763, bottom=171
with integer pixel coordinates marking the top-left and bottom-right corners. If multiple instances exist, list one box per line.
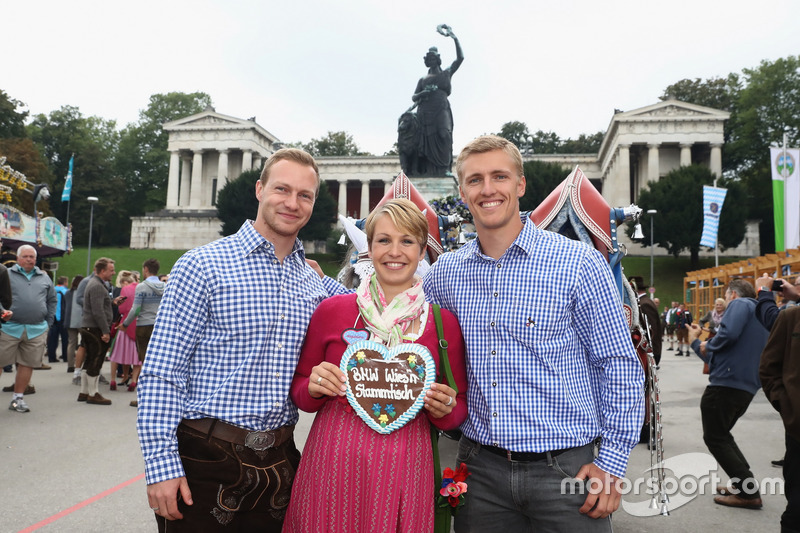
left=340, top=340, right=435, bottom=435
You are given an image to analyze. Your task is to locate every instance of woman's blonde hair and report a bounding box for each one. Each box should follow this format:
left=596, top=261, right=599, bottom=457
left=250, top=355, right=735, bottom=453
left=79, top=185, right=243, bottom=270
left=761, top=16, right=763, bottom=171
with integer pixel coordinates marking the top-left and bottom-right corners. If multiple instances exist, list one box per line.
left=115, top=270, right=136, bottom=288
left=365, top=198, right=428, bottom=250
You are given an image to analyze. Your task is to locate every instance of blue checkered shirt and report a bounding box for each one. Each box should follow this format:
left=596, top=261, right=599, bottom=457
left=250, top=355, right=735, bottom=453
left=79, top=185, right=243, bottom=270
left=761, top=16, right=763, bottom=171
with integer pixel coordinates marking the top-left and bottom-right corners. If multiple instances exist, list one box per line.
left=137, top=221, right=344, bottom=485
left=423, top=218, right=644, bottom=478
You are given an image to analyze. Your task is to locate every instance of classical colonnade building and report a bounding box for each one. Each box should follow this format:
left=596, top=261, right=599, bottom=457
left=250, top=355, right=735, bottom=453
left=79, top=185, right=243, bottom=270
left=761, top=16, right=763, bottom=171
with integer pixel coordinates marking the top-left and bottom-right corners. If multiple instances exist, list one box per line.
left=130, top=101, right=758, bottom=257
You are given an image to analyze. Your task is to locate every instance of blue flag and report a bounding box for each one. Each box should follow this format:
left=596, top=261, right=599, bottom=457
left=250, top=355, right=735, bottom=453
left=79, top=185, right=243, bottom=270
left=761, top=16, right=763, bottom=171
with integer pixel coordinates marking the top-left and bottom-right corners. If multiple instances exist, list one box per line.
left=700, top=185, right=727, bottom=248
left=62, top=155, right=73, bottom=202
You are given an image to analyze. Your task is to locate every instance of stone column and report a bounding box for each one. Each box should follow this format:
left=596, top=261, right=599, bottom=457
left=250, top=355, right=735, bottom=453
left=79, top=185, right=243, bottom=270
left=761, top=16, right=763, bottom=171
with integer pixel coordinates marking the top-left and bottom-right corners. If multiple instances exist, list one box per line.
left=217, top=150, right=229, bottom=190
left=253, top=154, right=263, bottom=172
left=179, top=154, right=192, bottom=207
left=710, top=144, right=723, bottom=179
left=166, top=150, right=180, bottom=208
left=384, top=179, right=392, bottom=194
left=618, top=144, right=631, bottom=205
left=360, top=180, right=370, bottom=219
left=337, top=179, right=348, bottom=216
left=680, top=143, right=692, bottom=167
left=242, top=149, right=253, bottom=171
left=647, top=144, right=660, bottom=183
left=190, top=150, right=205, bottom=208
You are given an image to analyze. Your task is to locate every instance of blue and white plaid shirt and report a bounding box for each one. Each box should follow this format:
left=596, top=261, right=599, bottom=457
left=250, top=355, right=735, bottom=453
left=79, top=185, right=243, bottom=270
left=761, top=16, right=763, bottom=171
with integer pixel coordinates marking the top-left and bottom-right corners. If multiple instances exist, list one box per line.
left=137, top=221, right=344, bottom=485
left=423, top=218, right=644, bottom=478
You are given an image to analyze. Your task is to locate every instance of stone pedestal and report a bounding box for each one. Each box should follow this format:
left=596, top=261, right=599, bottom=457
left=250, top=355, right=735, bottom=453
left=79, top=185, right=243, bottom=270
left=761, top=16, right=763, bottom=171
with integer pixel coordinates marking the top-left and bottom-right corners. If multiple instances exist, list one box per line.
left=409, top=176, right=459, bottom=202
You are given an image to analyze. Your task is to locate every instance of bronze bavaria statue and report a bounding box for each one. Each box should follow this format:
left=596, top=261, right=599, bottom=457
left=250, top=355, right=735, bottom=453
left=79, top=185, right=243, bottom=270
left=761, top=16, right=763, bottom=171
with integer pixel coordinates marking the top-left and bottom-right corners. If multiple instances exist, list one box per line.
left=399, top=24, right=463, bottom=177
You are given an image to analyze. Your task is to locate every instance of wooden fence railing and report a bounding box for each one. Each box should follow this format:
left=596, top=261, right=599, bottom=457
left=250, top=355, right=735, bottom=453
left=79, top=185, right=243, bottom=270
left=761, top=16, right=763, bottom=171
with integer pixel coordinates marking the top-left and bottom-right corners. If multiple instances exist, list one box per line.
left=683, top=248, right=800, bottom=319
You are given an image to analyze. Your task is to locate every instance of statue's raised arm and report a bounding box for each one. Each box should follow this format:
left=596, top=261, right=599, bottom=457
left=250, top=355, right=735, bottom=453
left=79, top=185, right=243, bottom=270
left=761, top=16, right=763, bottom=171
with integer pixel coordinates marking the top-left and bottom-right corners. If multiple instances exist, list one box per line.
left=436, top=24, right=463, bottom=74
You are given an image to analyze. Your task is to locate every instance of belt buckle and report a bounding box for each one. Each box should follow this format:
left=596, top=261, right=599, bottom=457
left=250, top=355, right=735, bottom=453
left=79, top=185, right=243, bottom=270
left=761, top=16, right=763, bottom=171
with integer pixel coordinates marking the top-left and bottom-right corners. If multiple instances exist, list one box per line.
left=245, top=430, right=275, bottom=452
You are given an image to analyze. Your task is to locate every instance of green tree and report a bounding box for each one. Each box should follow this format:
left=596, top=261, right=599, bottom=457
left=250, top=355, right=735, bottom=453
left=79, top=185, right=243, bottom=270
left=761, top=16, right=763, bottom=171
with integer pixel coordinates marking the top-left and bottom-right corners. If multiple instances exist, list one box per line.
left=216, top=170, right=260, bottom=236
left=216, top=170, right=337, bottom=242
left=0, top=90, right=28, bottom=139
left=27, top=105, right=124, bottom=245
left=496, top=121, right=531, bottom=149
left=303, top=131, right=370, bottom=156
left=0, top=137, right=53, bottom=214
left=559, top=131, right=604, bottom=153
left=661, top=56, right=800, bottom=254
left=300, top=180, right=337, bottom=241
left=727, top=56, right=800, bottom=253
left=635, top=165, right=747, bottom=268
left=116, top=92, right=213, bottom=215
left=660, top=75, right=741, bottom=112
left=519, top=160, right=570, bottom=211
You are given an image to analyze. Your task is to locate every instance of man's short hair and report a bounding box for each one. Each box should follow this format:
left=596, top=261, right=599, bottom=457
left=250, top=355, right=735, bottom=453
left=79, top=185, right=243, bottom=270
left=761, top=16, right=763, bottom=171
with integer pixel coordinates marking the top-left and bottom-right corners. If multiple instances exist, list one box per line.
left=259, top=148, right=320, bottom=196
left=365, top=198, right=429, bottom=250
left=94, top=257, right=115, bottom=274
left=727, top=278, right=756, bottom=299
left=455, top=135, right=524, bottom=186
left=17, top=244, right=37, bottom=257
left=57, top=276, right=68, bottom=285
left=143, top=258, right=160, bottom=276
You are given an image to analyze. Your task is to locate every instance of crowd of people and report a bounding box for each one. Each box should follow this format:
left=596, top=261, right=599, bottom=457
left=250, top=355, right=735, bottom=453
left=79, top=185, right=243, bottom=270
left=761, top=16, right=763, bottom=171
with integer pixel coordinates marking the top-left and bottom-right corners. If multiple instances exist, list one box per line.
left=1, top=140, right=797, bottom=533
left=0, top=251, right=166, bottom=410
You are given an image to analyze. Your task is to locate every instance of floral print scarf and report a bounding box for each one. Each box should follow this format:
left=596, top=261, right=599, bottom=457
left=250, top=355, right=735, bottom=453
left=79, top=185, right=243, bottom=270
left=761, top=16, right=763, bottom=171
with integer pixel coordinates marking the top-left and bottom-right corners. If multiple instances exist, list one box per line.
left=356, top=272, right=425, bottom=348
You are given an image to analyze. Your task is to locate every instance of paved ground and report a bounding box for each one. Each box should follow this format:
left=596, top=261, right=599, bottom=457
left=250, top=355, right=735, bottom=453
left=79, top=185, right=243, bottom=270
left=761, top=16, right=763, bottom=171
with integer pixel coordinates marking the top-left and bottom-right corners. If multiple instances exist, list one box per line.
left=0, top=348, right=786, bottom=532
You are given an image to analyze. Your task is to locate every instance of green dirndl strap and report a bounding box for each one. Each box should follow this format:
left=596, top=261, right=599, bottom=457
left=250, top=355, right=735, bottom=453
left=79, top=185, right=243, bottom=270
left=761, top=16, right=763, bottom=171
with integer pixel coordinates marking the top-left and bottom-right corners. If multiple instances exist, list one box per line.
left=431, top=304, right=457, bottom=533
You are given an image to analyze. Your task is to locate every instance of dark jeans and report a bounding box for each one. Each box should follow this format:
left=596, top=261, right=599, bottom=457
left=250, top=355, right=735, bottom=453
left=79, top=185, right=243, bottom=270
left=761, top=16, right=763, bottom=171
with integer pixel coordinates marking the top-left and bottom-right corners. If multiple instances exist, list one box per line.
left=783, top=432, right=800, bottom=533
left=453, top=437, right=611, bottom=533
left=47, top=319, right=68, bottom=362
left=80, top=327, right=109, bottom=377
left=700, top=385, right=760, bottom=498
left=156, top=422, right=301, bottom=532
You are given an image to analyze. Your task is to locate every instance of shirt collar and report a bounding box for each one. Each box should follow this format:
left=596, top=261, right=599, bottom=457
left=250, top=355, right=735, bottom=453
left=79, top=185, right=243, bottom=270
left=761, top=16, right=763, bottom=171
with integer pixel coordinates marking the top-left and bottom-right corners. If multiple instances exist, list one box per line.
left=235, top=220, right=306, bottom=263
left=466, top=215, right=537, bottom=262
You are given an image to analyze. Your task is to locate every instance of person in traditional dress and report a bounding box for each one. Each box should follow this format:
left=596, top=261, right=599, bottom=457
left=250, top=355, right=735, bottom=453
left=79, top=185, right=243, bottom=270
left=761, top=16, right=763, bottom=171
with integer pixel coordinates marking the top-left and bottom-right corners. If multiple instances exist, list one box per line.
left=108, top=270, right=139, bottom=390
left=284, top=199, right=467, bottom=532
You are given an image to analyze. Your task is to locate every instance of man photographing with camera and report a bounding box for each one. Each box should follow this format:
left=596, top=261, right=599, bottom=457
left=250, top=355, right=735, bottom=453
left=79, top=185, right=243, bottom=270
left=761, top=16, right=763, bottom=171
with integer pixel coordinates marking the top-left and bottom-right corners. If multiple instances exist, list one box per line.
left=754, top=274, right=800, bottom=331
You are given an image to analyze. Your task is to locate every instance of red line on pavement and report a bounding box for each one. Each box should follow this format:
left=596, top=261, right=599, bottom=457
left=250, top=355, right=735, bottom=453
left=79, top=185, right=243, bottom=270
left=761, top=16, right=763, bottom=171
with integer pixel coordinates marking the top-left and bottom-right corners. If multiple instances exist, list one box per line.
left=17, top=473, right=146, bottom=533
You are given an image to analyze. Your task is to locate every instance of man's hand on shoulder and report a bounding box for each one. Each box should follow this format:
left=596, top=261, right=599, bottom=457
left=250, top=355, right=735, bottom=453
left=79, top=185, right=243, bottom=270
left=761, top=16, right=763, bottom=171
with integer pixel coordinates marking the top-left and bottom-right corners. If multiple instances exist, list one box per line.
left=576, top=463, right=621, bottom=519
left=305, top=258, right=325, bottom=279
left=147, top=476, right=193, bottom=521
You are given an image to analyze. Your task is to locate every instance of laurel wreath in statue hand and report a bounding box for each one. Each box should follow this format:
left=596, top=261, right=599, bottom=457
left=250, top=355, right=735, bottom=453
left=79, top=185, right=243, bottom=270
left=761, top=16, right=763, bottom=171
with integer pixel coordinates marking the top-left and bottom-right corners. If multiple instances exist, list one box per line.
left=436, top=24, right=453, bottom=38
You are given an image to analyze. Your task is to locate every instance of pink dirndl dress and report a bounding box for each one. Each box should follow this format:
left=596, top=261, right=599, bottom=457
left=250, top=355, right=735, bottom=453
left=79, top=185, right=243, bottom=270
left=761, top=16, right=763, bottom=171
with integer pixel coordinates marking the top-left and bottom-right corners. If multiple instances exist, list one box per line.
left=110, top=283, right=140, bottom=366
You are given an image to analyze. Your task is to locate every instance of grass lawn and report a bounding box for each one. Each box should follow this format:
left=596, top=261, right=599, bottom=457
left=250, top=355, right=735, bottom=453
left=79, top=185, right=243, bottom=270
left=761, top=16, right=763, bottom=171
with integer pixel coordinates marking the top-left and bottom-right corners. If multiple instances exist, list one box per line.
left=46, top=247, right=741, bottom=311
left=45, top=247, right=189, bottom=282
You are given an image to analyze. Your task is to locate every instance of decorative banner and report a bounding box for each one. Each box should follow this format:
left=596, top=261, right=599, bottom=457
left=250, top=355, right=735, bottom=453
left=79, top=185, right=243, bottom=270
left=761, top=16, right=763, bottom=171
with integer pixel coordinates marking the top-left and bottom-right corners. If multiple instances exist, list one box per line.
left=700, top=185, right=727, bottom=248
left=62, top=154, right=74, bottom=202
left=340, top=340, right=434, bottom=435
left=770, top=147, right=800, bottom=251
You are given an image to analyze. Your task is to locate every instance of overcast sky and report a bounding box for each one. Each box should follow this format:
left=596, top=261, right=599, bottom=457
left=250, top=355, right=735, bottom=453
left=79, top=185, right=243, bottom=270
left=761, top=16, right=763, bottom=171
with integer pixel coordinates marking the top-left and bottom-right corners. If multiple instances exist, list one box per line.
left=4, top=0, right=799, bottom=155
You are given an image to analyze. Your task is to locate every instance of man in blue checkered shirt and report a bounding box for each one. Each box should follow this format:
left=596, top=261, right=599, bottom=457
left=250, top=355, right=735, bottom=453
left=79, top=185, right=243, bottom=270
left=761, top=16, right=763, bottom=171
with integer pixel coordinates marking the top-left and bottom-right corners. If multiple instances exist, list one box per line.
left=423, top=136, right=644, bottom=532
left=137, top=148, right=345, bottom=532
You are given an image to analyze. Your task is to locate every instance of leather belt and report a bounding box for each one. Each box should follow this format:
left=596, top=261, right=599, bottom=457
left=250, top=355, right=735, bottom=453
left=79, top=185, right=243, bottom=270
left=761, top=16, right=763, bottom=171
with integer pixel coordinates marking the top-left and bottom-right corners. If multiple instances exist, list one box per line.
left=181, top=418, right=293, bottom=452
left=479, top=442, right=572, bottom=462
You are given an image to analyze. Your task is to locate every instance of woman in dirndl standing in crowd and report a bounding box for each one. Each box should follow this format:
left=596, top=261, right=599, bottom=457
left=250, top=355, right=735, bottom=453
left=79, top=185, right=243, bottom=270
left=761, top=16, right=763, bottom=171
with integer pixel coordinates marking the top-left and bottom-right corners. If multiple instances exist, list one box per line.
left=283, top=198, right=468, bottom=532
left=109, top=270, right=139, bottom=390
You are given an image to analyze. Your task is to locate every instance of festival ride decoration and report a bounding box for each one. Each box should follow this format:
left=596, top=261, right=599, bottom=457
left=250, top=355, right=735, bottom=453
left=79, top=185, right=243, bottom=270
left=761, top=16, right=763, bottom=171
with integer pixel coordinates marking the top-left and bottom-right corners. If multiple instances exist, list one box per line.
left=0, top=156, right=72, bottom=257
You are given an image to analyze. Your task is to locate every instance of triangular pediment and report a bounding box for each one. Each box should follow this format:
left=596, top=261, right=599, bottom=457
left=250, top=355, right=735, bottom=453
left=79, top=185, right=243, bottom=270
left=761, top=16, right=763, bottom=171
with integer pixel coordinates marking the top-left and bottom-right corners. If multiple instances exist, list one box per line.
left=616, top=99, right=730, bottom=120
left=164, top=109, right=257, bottom=130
